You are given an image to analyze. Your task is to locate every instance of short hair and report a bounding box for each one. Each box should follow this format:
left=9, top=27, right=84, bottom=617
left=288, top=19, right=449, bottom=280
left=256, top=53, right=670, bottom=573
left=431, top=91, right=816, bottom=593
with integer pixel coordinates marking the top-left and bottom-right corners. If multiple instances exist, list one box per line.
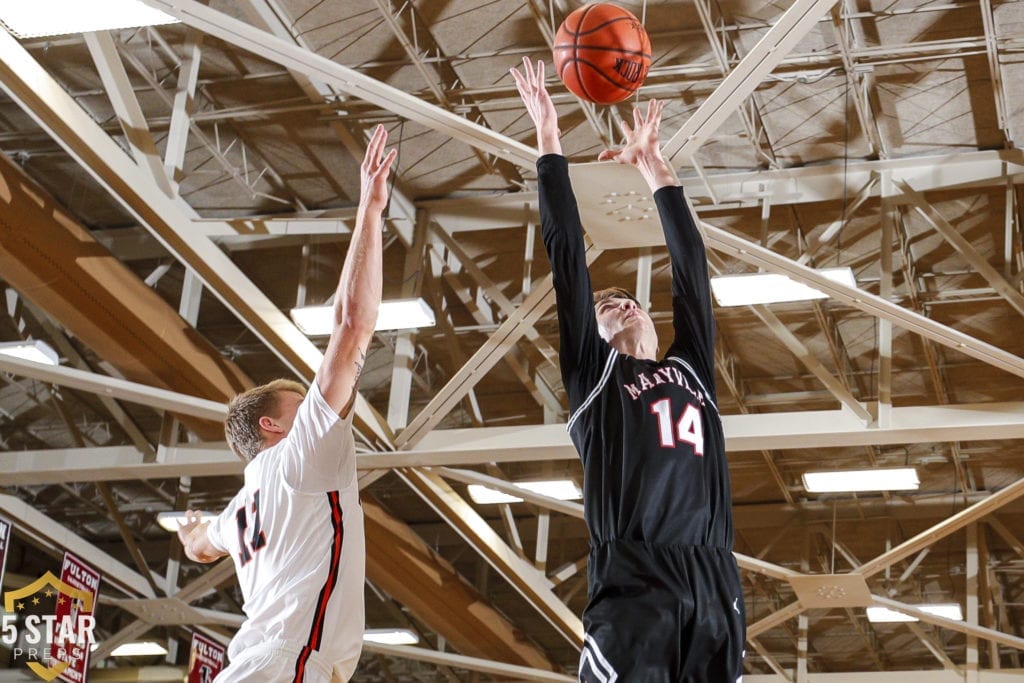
left=224, top=379, right=306, bottom=462
left=593, top=287, right=640, bottom=307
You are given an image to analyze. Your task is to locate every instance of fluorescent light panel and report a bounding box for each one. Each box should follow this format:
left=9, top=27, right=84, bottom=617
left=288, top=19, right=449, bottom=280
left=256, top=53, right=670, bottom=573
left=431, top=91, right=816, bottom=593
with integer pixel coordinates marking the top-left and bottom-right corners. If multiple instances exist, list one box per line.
left=155, top=511, right=216, bottom=533
left=0, top=340, right=59, bottom=366
left=363, top=629, right=419, bottom=645
left=110, top=641, right=168, bottom=657
left=0, top=0, right=178, bottom=38
left=867, top=604, right=963, bottom=623
left=802, top=468, right=920, bottom=493
left=467, top=479, right=582, bottom=504
left=516, top=480, right=582, bottom=500
left=291, top=298, right=436, bottom=335
left=711, top=267, right=856, bottom=307
left=467, top=484, right=522, bottom=504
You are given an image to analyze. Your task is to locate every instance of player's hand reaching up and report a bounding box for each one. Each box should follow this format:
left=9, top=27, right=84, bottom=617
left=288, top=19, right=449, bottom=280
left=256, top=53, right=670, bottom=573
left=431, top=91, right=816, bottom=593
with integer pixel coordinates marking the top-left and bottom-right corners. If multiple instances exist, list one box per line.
left=598, top=99, right=678, bottom=192
left=360, top=124, right=398, bottom=215
left=510, top=57, right=562, bottom=156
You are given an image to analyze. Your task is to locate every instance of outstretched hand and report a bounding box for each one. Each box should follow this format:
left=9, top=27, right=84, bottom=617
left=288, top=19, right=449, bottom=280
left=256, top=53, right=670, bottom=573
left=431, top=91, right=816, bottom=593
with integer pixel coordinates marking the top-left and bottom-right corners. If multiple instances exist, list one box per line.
left=360, top=124, right=398, bottom=214
left=598, top=99, right=678, bottom=191
left=510, top=57, right=562, bottom=156
left=176, top=510, right=205, bottom=547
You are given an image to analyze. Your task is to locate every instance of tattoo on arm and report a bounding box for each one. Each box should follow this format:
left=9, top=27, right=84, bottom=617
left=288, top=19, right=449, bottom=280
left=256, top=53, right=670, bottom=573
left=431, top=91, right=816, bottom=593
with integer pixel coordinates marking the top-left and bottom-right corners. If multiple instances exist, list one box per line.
left=352, top=348, right=367, bottom=388
left=341, top=347, right=367, bottom=416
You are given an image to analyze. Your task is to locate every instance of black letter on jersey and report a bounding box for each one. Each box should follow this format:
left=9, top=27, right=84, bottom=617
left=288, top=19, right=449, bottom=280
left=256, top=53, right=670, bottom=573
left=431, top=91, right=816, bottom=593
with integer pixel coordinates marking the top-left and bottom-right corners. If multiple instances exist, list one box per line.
left=235, top=488, right=268, bottom=565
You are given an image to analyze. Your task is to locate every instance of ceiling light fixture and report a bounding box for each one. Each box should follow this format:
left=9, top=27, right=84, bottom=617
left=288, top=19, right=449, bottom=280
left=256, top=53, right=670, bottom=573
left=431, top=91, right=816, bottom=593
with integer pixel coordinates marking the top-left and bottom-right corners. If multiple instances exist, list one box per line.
left=109, top=641, right=168, bottom=657
left=0, top=0, right=178, bottom=39
left=710, top=267, right=857, bottom=307
left=802, top=468, right=920, bottom=493
left=467, top=479, right=582, bottom=504
left=363, top=629, right=419, bottom=645
left=290, top=298, right=436, bottom=336
left=866, top=604, right=963, bottom=623
left=0, top=340, right=60, bottom=366
left=466, top=484, right=522, bottom=504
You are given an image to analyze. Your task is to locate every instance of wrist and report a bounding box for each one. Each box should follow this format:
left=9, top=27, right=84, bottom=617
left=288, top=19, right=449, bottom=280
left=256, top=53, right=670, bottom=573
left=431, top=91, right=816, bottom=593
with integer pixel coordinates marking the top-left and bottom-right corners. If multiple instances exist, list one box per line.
left=537, top=132, right=562, bottom=156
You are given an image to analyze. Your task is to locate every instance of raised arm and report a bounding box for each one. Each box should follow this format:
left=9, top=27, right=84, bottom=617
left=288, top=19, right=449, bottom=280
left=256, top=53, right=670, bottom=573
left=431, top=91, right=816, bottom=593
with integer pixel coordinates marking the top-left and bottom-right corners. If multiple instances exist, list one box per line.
left=600, top=101, right=716, bottom=378
left=511, top=59, right=606, bottom=409
left=316, top=125, right=397, bottom=417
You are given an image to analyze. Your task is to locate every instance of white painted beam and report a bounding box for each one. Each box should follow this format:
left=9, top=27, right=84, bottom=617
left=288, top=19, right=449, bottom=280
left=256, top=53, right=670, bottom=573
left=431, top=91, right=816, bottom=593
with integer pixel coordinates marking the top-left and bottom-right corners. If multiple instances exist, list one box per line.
left=663, top=0, right=840, bottom=164
left=140, top=0, right=538, bottom=168
left=0, top=27, right=392, bottom=447
left=7, top=401, right=1024, bottom=484
left=0, top=353, right=227, bottom=421
left=396, top=468, right=584, bottom=648
left=163, top=28, right=202, bottom=187
left=83, top=31, right=174, bottom=197
left=0, top=494, right=160, bottom=598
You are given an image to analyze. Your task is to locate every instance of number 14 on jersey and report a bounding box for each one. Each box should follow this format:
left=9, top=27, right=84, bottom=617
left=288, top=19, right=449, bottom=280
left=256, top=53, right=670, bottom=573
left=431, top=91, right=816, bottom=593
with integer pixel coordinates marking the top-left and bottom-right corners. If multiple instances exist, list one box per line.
left=650, top=398, right=704, bottom=455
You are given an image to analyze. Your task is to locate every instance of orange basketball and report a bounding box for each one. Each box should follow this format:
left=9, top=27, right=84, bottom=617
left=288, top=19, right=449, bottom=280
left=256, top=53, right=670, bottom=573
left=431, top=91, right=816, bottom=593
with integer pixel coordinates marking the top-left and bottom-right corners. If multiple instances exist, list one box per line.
left=553, top=3, right=651, bottom=105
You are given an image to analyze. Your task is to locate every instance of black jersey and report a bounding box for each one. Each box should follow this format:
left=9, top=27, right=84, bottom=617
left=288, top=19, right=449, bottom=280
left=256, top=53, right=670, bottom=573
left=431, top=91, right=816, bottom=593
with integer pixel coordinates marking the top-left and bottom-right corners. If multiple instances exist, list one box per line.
left=538, top=154, right=733, bottom=550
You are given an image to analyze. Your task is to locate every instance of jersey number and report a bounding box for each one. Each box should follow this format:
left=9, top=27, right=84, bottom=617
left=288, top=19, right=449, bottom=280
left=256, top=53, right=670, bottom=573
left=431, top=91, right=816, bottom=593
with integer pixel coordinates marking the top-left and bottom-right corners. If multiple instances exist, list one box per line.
left=650, top=398, right=704, bottom=455
left=235, top=489, right=268, bottom=564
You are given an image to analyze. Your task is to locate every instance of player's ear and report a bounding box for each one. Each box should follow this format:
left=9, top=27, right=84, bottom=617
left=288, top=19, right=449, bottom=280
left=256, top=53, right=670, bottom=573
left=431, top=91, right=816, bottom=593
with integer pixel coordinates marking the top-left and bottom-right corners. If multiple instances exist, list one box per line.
left=258, top=415, right=282, bottom=434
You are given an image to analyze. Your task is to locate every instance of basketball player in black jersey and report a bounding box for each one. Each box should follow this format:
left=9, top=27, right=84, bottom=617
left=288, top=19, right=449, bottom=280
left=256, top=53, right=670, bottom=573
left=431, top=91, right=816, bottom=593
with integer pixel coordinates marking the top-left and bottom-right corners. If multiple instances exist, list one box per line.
left=512, top=58, right=745, bottom=682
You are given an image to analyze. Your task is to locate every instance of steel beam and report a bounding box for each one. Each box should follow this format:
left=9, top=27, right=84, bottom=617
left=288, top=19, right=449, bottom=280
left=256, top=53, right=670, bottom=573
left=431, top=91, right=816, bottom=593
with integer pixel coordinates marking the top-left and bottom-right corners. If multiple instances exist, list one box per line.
left=83, top=31, right=174, bottom=196
left=0, top=28, right=392, bottom=447
left=0, top=494, right=159, bottom=598
left=395, top=247, right=598, bottom=449
left=140, top=0, right=538, bottom=168
left=6, top=400, right=1024, bottom=484
left=856, top=477, right=1024, bottom=578
left=396, top=468, right=584, bottom=648
left=872, top=595, right=1024, bottom=653
left=0, top=353, right=227, bottom=421
left=663, top=0, right=840, bottom=163
left=898, top=178, right=1024, bottom=318
left=163, top=28, right=202, bottom=187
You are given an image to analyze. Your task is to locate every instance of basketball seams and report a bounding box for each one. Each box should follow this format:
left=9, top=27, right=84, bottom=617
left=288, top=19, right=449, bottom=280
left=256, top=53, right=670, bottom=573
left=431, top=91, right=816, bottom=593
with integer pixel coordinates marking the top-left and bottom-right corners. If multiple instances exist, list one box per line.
left=568, top=16, right=643, bottom=38
left=552, top=45, right=652, bottom=59
left=564, top=58, right=637, bottom=99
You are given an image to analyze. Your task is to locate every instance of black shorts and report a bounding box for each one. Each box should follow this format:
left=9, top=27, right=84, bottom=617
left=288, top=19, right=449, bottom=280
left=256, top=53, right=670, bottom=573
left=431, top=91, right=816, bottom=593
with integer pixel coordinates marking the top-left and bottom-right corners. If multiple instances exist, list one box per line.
left=579, top=541, right=745, bottom=683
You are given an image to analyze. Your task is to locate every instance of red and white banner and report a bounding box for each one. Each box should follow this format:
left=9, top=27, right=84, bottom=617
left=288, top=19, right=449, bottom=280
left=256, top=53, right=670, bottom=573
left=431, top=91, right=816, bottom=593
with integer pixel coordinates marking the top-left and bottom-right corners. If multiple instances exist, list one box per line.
left=51, top=552, right=100, bottom=683
left=0, top=515, right=11, bottom=591
left=188, top=632, right=226, bottom=683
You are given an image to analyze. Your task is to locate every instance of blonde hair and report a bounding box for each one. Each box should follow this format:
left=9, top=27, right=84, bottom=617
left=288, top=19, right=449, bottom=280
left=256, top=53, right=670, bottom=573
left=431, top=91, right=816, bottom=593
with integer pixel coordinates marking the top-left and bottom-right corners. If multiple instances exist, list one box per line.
left=224, top=379, right=306, bottom=462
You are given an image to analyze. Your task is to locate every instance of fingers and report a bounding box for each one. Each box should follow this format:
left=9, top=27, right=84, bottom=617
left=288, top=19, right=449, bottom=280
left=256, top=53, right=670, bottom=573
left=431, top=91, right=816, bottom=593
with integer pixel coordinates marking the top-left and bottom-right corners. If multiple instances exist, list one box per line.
left=364, top=124, right=387, bottom=167
left=650, top=99, right=664, bottom=129
left=378, top=147, right=398, bottom=176
left=511, top=57, right=547, bottom=95
left=597, top=149, right=620, bottom=162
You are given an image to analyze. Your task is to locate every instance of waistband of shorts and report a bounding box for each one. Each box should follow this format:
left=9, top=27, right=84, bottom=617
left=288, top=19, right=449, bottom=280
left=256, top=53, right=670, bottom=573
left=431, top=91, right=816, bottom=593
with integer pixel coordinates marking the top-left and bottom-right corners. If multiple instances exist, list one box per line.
left=591, top=539, right=733, bottom=553
left=229, top=640, right=333, bottom=677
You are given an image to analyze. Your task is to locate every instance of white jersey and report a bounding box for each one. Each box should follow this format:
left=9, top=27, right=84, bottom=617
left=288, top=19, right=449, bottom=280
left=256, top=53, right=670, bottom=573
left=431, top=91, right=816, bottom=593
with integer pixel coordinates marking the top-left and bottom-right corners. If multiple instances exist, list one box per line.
left=207, top=381, right=365, bottom=682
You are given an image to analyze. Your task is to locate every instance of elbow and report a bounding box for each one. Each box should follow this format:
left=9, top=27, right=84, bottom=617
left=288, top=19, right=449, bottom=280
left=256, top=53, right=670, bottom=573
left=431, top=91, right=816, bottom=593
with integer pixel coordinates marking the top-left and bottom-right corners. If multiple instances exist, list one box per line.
left=337, top=310, right=376, bottom=338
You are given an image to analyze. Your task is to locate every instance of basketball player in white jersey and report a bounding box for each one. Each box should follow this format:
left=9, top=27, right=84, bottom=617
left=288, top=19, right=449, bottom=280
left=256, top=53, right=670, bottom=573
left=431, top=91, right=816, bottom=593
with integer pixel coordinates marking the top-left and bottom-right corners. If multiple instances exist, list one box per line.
left=176, top=124, right=397, bottom=683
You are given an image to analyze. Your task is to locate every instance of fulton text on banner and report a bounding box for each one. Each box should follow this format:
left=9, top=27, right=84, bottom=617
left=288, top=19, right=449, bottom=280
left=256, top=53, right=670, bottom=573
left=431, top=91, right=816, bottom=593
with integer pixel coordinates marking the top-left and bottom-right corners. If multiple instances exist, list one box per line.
left=51, top=552, right=100, bottom=683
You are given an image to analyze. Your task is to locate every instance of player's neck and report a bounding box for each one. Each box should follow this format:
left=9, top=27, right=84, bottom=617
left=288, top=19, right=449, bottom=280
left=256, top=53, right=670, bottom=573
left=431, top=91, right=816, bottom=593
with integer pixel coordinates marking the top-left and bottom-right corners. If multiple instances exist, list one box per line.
left=611, top=332, right=657, bottom=361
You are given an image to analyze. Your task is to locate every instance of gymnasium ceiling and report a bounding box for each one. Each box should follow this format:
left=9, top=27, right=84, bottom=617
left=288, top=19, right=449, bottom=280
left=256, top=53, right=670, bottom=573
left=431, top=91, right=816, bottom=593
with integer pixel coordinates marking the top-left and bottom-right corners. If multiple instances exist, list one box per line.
left=1, top=0, right=1024, bottom=679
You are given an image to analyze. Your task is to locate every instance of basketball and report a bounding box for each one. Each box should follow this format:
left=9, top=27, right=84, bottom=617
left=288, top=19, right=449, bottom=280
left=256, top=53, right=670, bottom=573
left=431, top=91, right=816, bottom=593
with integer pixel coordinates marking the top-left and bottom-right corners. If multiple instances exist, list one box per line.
left=553, top=3, right=652, bottom=105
